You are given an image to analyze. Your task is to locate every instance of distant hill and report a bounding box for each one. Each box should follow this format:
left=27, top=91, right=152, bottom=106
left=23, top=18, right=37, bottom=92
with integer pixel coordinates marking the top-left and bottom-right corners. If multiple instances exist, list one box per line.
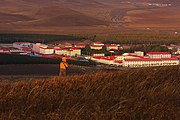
left=0, top=0, right=180, bottom=33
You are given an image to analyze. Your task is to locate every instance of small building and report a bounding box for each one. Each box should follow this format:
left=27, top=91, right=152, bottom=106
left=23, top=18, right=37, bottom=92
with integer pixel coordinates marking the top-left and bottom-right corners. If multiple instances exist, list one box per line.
left=69, top=48, right=81, bottom=56
left=0, top=48, right=3, bottom=53
left=134, top=51, right=144, bottom=57
left=105, top=44, right=120, bottom=51
left=64, top=42, right=73, bottom=48
left=39, top=44, right=54, bottom=55
left=90, top=42, right=104, bottom=50
left=55, top=48, right=68, bottom=55
left=13, top=42, right=31, bottom=49
left=55, top=48, right=81, bottom=56
left=74, top=43, right=86, bottom=48
left=32, top=43, right=41, bottom=53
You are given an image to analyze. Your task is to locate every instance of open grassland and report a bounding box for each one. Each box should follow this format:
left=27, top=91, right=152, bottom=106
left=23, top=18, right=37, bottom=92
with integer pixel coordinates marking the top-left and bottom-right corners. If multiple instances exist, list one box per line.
left=1, top=0, right=180, bottom=33
left=0, top=66, right=179, bottom=119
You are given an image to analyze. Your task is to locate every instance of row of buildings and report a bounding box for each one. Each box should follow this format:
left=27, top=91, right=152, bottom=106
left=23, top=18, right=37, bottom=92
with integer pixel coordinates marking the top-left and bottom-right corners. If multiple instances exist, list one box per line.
left=90, top=52, right=180, bottom=67
left=10, top=42, right=121, bottom=56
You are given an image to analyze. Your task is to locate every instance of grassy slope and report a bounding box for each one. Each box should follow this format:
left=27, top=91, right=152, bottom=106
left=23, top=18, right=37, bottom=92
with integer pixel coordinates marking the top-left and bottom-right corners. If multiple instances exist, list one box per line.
left=0, top=66, right=179, bottom=119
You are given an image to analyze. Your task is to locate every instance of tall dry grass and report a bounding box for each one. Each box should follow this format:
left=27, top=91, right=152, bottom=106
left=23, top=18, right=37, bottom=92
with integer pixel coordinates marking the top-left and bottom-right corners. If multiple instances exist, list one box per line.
left=0, top=66, right=179, bottom=120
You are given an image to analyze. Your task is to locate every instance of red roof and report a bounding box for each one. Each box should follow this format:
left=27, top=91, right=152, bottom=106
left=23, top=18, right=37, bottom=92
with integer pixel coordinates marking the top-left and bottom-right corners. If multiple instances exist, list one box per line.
left=75, top=43, right=86, bottom=46
left=147, top=52, right=170, bottom=55
left=125, top=54, right=144, bottom=58
left=40, top=47, right=54, bottom=50
left=90, top=45, right=103, bottom=47
left=70, top=48, right=81, bottom=50
left=125, top=58, right=178, bottom=62
left=105, top=44, right=119, bottom=47
left=114, top=60, right=123, bottom=63
left=115, top=54, right=122, bottom=57
left=92, top=56, right=103, bottom=59
left=14, top=42, right=30, bottom=45
left=102, top=56, right=116, bottom=60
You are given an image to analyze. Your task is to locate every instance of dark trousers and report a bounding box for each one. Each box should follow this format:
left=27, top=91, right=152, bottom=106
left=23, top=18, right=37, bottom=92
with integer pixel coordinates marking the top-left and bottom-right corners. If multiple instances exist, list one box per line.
left=60, top=69, right=67, bottom=76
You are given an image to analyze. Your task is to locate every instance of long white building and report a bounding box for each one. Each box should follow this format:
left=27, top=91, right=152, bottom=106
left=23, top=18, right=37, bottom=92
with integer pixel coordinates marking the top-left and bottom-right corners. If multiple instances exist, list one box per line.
left=123, top=58, right=179, bottom=68
left=146, top=52, right=171, bottom=58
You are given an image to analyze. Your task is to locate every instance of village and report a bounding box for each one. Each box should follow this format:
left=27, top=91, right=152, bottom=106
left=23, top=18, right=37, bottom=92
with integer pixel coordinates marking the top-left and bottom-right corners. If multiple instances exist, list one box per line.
left=0, top=41, right=180, bottom=68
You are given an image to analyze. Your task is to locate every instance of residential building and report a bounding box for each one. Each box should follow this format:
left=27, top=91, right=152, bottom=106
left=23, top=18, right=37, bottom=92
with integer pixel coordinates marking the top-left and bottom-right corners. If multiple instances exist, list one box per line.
left=33, top=43, right=41, bottom=53
left=90, top=42, right=104, bottom=50
left=69, top=48, right=81, bottom=56
left=55, top=48, right=81, bottom=56
left=13, top=42, right=31, bottom=49
left=39, top=47, right=54, bottom=55
left=105, top=44, right=120, bottom=51
left=55, top=48, right=68, bottom=55
left=74, top=43, right=86, bottom=48
left=134, top=51, right=144, bottom=56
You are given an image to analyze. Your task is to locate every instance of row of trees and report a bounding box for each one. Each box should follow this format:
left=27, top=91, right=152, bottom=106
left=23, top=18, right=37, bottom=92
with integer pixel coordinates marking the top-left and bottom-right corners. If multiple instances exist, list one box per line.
left=81, top=45, right=169, bottom=56
left=0, top=33, right=83, bottom=43
left=79, top=33, right=180, bottom=45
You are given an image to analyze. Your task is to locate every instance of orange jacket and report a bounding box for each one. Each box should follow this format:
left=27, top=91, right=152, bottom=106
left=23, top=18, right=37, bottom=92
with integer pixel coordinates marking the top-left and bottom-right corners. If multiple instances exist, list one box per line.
left=60, top=62, right=68, bottom=69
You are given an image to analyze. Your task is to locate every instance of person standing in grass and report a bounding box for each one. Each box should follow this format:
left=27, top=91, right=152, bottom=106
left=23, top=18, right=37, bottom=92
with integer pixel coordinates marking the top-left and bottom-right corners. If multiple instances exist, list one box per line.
left=60, top=56, right=69, bottom=76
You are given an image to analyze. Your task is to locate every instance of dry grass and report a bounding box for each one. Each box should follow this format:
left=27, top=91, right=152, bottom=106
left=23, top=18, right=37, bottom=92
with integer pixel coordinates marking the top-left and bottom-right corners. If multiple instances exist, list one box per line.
left=1, top=0, right=180, bottom=33
left=0, top=66, right=179, bottom=119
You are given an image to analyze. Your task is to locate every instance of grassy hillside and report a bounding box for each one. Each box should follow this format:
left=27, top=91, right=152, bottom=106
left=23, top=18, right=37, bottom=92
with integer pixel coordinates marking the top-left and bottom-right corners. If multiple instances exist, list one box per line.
left=1, top=0, right=180, bottom=33
left=0, top=66, right=179, bottom=119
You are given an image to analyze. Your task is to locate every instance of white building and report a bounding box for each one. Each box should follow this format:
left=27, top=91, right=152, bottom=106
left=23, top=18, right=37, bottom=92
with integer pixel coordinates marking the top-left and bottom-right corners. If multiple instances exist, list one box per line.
left=74, top=43, right=86, bottom=48
left=105, top=44, right=120, bottom=51
left=115, top=53, right=143, bottom=61
left=123, top=58, right=179, bottom=68
left=55, top=48, right=81, bottom=56
left=32, top=43, right=41, bottom=53
left=90, top=42, right=104, bottom=50
left=55, top=48, right=68, bottom=55
left=134, top=51, right=144, bottom=56
left=0, top=48, right=3, bottom=53
left=13, top=42, right=31, bottom=49
left=39, top=47, right=54, bottom=55
left=146, top=52, right=171, bottom=58
left=69, top=48, right=81, bottom=56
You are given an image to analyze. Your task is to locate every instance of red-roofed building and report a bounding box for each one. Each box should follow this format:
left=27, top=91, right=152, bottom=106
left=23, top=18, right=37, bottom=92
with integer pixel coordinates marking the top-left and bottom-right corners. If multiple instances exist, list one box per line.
left=13, top=42, right=31, bottom=49
left=74, top=43, right=86, bottom=48
left=90, top=42, right=104, bottom=50
left=105, top=44, right=120, bottom=51
left=55, top=48, right=81, bottom=56
left=39, top=47, right=54, bottom=55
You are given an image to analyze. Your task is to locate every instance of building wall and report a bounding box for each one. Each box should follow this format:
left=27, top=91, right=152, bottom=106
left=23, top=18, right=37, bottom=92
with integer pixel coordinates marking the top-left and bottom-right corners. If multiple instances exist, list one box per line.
left=40, top=48, right=54, bottom=55
left=148, top=54, right=171, bottom=58
left=123, top=59, right=179, bottom=68
left=90, top=46, right=103, bottom=50
left=106, top=46, right=118, bottom=51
